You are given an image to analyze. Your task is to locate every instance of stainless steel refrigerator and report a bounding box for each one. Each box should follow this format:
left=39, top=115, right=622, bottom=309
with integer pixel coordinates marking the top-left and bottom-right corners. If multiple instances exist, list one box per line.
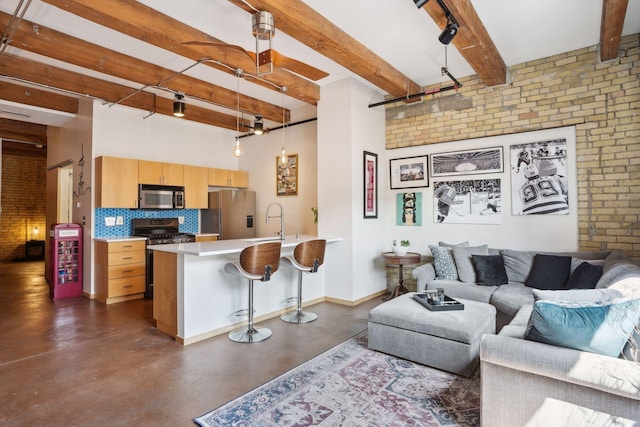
left=201, top=190, right=257, bottom=240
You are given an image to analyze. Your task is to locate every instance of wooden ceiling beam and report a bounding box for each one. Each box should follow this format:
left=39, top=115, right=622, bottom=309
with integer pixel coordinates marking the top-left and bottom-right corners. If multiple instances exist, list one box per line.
left=422, top=0, right=506, bottom=87
left=228, top=0, right=422, bottom=98
left=0, top=54, right=247, bottom=131
left=0, top=118, right=47, bottom=145
left=0, top=12, right=287, bottom=123
left=0, top=81, right=79, bottom=114
left=600, top=0, right=629, bottom=61
left=41, top=0, right=321, bottom=106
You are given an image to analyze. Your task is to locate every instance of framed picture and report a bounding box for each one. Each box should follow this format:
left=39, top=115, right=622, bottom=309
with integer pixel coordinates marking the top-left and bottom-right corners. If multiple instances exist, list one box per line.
left=433, top=178, right=502, bottom=225
left=276, top=154, right=298, bottom=196
left=389, top=155, right=429, bottom=189
left=396, top=192, right=422, bottom=226
left=363, top=151, right=378, bottom=218
left=430, top=147, right=504, bottom=177
left=510, top=138, right=569, bottom=215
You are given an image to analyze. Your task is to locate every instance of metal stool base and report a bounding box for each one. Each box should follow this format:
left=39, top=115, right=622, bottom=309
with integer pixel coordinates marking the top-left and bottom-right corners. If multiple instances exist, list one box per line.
left=228, top=326, right=272, bottom=343
left=280, top=310, right=318, bottom=324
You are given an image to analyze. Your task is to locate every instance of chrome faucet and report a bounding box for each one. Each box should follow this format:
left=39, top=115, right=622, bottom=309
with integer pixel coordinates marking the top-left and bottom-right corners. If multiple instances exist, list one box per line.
left=266, top=202, right=285, bottom=240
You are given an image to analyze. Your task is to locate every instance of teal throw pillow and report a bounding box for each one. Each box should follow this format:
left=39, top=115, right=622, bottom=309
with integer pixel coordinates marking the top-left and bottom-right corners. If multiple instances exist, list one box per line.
left=525, top=297, right=640, bottom=357
left=428, top=245, right=458, bottom=280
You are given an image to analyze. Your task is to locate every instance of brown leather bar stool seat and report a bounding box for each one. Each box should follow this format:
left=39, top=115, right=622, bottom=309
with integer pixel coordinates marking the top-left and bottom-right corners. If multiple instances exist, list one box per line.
left=280, top=239, right=326, bottom=324
left=224, top=241, right=282, bottom=343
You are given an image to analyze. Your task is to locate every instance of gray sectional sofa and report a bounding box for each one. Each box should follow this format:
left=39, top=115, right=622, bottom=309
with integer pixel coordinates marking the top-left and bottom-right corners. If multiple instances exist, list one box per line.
left=412, top=246, right=640, bottom=426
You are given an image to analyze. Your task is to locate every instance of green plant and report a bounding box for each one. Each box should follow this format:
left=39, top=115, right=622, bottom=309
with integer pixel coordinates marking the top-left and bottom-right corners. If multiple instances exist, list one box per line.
left=394, top=239, right=410, bottom=247
left=311, top=207, right=318, bottom=225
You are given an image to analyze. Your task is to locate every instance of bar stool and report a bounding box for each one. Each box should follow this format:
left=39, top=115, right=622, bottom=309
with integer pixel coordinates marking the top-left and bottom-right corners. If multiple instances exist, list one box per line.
left=280, top=239, right=326, bottom=324
left=224, top=241, right=282, bottom=343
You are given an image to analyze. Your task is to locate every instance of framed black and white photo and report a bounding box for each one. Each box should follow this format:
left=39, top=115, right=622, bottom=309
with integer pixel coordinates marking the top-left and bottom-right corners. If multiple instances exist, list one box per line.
left=389, top=155, right=429, bottom=189
left=510, top=138, right=569, bottom=215
left=433, top=178, right=502, bottom=225
left=430, top=147, right=504, bottom=177
left=363, top=151, right=378, bottom=218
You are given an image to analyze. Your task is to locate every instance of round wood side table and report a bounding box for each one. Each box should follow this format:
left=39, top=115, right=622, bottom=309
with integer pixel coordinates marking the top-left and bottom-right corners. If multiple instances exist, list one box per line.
left=381, top=252, right=422, bottom=300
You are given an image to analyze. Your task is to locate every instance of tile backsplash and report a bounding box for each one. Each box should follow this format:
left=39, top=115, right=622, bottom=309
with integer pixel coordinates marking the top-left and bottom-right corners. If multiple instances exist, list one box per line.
left=95, top=208, right=198, bottom=238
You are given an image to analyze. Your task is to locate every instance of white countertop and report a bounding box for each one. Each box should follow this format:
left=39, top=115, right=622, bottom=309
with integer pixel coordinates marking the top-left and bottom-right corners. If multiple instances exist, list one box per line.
left=148, top=234, right=341, bottom=256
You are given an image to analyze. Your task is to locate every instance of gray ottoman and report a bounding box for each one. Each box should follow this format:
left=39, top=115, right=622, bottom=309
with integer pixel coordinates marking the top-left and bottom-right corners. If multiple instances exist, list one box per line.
left=368, top=292, right=496, bottom=376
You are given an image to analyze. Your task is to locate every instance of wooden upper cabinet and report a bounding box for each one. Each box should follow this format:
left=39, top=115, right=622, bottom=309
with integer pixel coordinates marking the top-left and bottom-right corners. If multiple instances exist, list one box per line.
left=183, top=165, right=209, bottom=209
left=208, top=168, right=248, bottom=188
left=139, top=160, right=184, bottom=186
left=95, top=156, right=139, bottom=208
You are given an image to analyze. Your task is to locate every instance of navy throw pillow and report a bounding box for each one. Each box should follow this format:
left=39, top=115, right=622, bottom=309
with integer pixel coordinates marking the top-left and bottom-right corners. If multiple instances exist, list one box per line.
left=564, top=262, right=603, bottom=289
left=525, top=254, right=571, bottom=290
left=472, top=254, right=508, bottom=286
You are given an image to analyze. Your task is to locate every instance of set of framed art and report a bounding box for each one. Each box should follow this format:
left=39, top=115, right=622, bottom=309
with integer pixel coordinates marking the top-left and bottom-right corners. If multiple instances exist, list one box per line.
left=364, top=138, right=570, bottom=224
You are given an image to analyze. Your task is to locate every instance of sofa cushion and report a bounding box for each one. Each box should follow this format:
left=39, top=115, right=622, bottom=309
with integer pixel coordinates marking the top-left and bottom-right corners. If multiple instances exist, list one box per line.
left=439, top=241, right=469, bottom=248
left=524, top=297, right=640, bottom=358
left=500, top=249, right=538, bottom=283
left=472, top=254, right=508, bottom=287
left=490, top=283, right=534, bottom=317
left=429, top=279, right=496, bottom=304
left=596, top=251, right=640, bottom=289
left=453, top=245, right=489, bottom=283
left=525, top=254, right=572, bottom=290
left=570, top=257, right=605, bottom=274
left=428, top=245, right=459, bottom=280
left=564, top=262, right=603, bottom=289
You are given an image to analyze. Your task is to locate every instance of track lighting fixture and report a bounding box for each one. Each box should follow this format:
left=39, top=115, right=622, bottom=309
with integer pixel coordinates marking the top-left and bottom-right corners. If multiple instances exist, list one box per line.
left=413, top=0, right=429, bottom=8
left=438, top=19, right=458, bottom=45
left=253, top=115, right=264, bottom=135
left=173, top=92, right=185, bottom=117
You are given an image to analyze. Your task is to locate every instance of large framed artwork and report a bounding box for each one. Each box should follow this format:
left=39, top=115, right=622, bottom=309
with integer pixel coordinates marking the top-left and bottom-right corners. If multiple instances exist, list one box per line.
left=276, top=154, right=298, bottom=196
left=430, top=147, right=503, bottom=177
left=363, top=151, right=378, bottom=218
left=389, top=155, right=429, bottom=189
left=510, top=138, right=569, bottom=215
left=396, top=192, right=422, bottom=226
left=433, top=178, right=502, bottom=224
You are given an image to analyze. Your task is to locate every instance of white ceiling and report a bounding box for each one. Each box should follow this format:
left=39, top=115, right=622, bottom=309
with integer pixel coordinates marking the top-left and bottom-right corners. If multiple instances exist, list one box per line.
left=1, top=0, right=639, bottom=127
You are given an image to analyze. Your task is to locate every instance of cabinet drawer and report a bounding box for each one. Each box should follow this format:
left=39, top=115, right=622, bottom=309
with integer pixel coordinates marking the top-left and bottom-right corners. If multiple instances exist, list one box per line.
left=108, top=263, right=145, bottom=279
left=108, top=240, right=146, bottom=253
left=108, top=250, right=145, bottom=265
left=108, top=275, right=145, bottom=297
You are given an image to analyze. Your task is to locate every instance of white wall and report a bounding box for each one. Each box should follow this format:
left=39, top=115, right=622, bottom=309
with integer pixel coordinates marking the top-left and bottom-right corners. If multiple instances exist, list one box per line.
left=383, top=126, right=578, bottom=253
left=237, top=120, right=318, bottom=238
left=318, top=78, right=387, bottom=302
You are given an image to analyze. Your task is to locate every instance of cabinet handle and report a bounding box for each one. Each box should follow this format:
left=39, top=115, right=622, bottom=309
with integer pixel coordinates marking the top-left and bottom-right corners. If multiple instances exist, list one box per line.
left=122, top=256, right=133, bottom=260
left=123, top=284, right=133, bottom=288
left=123, top=245, right=133, bottom=248
left=122, top=270, right=133, bottom=273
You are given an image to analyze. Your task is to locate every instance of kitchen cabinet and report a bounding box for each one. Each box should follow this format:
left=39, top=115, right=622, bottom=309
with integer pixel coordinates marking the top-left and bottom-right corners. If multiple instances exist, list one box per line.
left=95, top=240, right=146, bottom=304
left=208, top=168, right=249, bottom=188
left=195, top=235, right=218, bottom=242
left=139, top=160, right=184, bottom=186
left=95, top=156, right=139, bottom=208
left=183, top=165, right=209, bottom=208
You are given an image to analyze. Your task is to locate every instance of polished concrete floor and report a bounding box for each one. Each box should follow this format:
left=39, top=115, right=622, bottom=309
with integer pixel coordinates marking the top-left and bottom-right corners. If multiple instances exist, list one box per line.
left=0, top=261, right=383, bottom=426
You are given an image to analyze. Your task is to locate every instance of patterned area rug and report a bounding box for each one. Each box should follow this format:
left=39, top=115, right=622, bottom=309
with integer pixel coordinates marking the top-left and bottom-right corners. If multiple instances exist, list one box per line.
left=194, top=331, right=480, bottom=426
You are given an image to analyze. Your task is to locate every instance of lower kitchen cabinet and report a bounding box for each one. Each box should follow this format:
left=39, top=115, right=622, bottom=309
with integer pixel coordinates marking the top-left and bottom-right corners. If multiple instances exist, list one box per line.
left=95, top=240, right=146, bottom=304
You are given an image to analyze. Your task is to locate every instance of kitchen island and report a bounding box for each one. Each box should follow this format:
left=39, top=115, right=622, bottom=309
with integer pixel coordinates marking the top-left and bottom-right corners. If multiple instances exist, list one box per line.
left=149, top=235, right=341, bottom=345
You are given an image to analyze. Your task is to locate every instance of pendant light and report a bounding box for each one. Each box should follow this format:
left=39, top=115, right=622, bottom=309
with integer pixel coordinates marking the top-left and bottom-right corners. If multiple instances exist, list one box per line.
left=279, top=86, right=288, bottom=164
left=232, top=69, right=243, bottom=158
left=173, top=92, right=185, bottom=117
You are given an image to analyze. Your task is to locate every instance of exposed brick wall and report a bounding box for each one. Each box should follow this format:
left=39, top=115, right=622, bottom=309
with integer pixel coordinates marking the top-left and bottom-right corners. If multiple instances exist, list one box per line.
left=1, top=151, right=47, bottom=261
left=386, top=34, right=640, bottom=259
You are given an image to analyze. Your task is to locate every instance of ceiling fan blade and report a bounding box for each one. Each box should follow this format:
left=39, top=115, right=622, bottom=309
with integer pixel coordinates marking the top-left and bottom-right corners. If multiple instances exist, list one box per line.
left=182, top=41, right=253, bottom=60
left=270, top=50, right=329, bottom=81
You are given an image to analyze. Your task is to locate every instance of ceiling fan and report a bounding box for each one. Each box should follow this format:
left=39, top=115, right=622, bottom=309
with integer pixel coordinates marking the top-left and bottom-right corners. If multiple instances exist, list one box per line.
left=184, top=10, right=328, bottom=82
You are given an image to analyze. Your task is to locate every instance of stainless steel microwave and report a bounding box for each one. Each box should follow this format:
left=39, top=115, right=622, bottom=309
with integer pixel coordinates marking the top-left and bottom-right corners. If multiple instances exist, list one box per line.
left=138, top=184, right=185, bottom=209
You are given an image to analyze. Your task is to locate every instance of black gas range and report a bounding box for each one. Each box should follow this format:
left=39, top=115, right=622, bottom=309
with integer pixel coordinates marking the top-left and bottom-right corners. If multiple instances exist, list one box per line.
left=132, top=218, right=196, bottom=298
left=132, top=218, right=196, bottom=245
